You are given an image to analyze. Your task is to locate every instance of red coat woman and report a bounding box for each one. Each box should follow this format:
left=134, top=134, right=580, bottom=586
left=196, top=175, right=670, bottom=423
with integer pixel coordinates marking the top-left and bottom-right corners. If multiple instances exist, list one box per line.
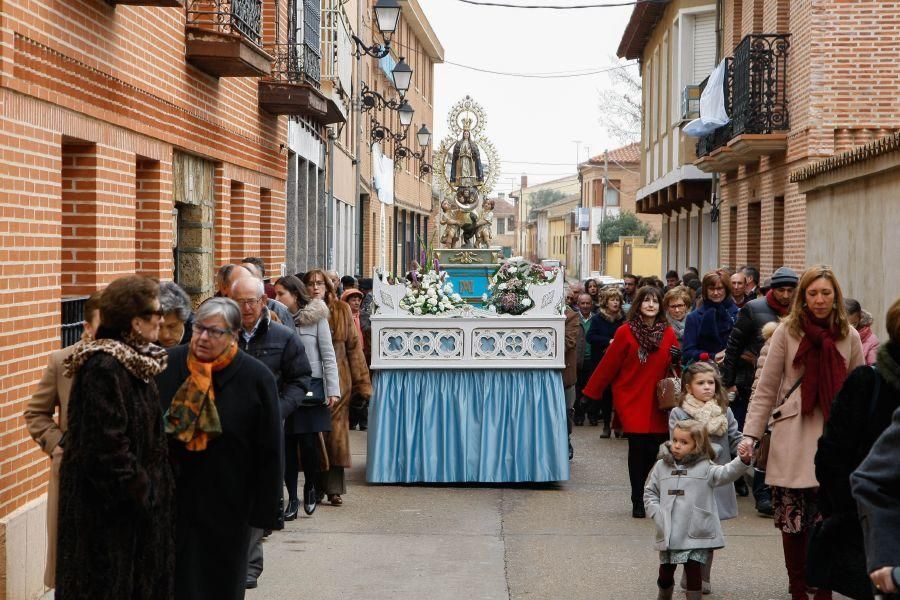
left=583, top=285, right=679, bottom=518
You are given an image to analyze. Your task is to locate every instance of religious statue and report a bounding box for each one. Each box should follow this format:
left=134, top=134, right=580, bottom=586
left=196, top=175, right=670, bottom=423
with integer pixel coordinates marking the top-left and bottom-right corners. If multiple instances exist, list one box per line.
left=449, top=127, right=483, bottom=187
left=474, top=199, right=494, bottom=249
left=439, top=200, right=461, bottom=248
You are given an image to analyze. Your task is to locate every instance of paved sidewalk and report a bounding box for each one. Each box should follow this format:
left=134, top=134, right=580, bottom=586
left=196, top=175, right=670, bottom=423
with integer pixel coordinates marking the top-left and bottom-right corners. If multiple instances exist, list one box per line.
left=248, top=427, right=837, bottom=600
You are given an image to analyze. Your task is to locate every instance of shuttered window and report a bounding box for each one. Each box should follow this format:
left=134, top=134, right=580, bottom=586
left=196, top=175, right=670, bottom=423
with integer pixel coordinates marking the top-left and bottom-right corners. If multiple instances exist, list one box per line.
left=692, top=12, right=717, bottom=83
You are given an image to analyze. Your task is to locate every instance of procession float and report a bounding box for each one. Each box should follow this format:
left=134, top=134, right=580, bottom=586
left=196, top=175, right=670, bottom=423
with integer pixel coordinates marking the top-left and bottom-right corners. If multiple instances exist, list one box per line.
left=366, top=97, right=569, bottom=484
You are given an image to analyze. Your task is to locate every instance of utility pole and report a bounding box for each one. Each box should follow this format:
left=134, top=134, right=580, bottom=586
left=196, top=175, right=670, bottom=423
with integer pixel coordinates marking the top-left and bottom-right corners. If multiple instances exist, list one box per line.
left=353, top=0, right=363, bottom=275
left=601, top=148, right=609, bottom=275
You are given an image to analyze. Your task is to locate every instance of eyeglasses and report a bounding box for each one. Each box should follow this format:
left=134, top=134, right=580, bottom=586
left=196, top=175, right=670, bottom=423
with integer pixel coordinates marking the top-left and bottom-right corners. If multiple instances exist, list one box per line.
left=191, top=323, right=232, bottom=340
left=668, top=303, right=687, bottom=310
left=234, top=297, right=262, bottom=307
left=142, top=308, right=165, bottom=317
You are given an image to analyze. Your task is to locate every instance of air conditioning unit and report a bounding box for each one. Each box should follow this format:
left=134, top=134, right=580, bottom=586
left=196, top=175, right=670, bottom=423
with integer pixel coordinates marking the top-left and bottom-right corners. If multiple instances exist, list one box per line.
left=681, top=85, right=701, bottom=121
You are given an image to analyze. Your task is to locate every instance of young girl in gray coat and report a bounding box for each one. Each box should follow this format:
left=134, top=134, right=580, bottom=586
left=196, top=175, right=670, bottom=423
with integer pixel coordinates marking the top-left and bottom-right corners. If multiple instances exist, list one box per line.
left=645, top=420, right=753, bottom=600
left=668, top=361, right=742, bottom=593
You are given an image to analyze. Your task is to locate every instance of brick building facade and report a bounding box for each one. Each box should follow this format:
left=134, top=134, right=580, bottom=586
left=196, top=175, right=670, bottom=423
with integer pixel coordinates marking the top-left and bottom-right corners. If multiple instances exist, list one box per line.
left=694, top=0, right=900, bottom=279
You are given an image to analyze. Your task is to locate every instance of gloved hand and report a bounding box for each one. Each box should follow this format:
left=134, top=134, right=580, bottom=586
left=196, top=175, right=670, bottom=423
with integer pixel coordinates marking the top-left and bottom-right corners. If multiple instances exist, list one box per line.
left=669, top=346, right=682, bottom=361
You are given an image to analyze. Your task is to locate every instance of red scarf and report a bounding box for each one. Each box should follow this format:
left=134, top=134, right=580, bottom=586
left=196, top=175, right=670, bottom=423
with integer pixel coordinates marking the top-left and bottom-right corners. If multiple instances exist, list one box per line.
left=765, top=289, right=790, bottom=317
left=629, top=318, right=667, bottom=364
left=792, top=308, right=847, bottom=420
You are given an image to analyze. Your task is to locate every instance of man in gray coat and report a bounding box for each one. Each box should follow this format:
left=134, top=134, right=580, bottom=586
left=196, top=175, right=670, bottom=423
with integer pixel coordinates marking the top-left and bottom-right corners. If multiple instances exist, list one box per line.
left=851, top=405, right=900, bottom=596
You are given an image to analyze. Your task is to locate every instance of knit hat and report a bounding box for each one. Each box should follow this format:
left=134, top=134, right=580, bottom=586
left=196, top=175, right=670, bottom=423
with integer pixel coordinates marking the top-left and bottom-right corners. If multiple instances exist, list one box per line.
left=341, top=288, right=364, bottom=302
left=769, top=267, right=799, bottom=288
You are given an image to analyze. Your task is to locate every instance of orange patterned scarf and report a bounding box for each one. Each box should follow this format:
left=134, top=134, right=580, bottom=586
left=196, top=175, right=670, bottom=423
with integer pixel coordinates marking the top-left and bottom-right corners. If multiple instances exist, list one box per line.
left=164, top=343, right=238, bottom=451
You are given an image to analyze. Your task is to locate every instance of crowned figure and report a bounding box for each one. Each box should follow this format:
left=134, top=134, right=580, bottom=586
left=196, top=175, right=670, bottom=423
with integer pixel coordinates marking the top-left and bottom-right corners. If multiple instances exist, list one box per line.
left=449, top=122, right=483, bottom=187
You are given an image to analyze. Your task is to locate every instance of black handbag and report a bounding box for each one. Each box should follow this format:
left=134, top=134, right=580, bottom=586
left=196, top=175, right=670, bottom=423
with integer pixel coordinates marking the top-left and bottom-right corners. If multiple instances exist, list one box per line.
left=300, top=377, right=327, bottom=407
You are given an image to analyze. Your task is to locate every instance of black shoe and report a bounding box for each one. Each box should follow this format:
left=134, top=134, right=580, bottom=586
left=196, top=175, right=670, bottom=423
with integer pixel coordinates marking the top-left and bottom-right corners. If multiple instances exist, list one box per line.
left=568, top=442, right=574, bottom=461
left=756, top=499, right=774, bottom=517
left=600, top=423, right=612, bottom=438
left=573, top=418, right=584, bottom=426
left=632, top=505, right=646, bottom=518
left=245, top=578, right=258, bottom=590
left=360, top=424, right=368, bottom=431
left=284, top=498, right=300, bottom=521
left=304, top=484, right=318, bottom=516
left=735, top=478, right=750, bottom=497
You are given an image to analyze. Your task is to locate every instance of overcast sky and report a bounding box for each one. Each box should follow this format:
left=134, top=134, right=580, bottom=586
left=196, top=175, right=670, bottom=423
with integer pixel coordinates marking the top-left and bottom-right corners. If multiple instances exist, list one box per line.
left=417, top=0, right=637, bottom=196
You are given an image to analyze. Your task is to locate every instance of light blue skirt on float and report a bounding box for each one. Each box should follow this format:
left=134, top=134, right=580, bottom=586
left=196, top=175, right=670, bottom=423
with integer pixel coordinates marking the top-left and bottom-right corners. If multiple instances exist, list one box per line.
left=366, top=368, right=570, bottom=483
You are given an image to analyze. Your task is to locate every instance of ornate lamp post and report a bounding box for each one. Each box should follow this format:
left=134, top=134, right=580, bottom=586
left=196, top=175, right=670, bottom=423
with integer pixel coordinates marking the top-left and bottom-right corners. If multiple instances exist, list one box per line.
left=352, top=0, right=401, bottom=58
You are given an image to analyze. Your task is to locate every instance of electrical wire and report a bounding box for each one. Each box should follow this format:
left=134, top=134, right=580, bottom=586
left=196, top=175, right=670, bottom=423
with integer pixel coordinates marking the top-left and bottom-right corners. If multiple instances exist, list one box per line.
left=454, top=0, right=667, bottom=8
left=361, top=21, right=637, bottom=79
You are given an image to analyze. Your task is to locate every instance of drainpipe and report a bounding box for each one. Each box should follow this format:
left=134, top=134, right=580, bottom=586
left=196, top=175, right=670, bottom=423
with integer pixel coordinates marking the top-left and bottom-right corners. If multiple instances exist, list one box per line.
left=326, top=126, right=336, bottom=270
left=354, top=0, right=363, bottom=276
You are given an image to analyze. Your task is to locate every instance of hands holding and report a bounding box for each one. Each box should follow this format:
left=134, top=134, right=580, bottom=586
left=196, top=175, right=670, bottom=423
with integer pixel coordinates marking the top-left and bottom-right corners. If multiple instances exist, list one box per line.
left=738, top=436, right=756, bottom=458
left=737, top=443, right=753, bottom=465
left=326, top=396, right=340, bottom=409
left=870, top=566, right=897, bottom=594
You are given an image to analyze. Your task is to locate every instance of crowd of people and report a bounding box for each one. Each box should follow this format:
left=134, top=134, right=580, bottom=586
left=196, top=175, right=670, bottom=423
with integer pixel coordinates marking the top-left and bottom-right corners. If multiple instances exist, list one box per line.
left=564, top=265, right=899, bottom=599
left=19, top=258, right=900, bottom=600
left=23, top=259, right=378, bottom=600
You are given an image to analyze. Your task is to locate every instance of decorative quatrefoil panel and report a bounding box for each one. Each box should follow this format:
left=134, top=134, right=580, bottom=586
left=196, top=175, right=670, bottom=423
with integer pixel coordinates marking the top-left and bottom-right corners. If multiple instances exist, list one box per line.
left=380, top=329, right=464, bottom=359
left=472, top=328, right=557, bottom=360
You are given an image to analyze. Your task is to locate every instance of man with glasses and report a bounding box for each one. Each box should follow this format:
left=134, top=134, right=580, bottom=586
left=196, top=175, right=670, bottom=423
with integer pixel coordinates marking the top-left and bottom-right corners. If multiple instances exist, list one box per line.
left=218, top=264, right=296, bottom=332
left=231, top=277, right=312, bottom=589
left=722, top=266, right=799, bottom=516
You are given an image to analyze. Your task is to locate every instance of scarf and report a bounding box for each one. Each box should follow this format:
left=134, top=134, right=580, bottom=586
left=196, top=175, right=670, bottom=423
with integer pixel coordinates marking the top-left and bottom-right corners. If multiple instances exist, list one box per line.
left=793, top=308, right=847, bottom=420
left=64, top=331, right=167, bottom=382
left=765, top=289, right=790, bottom=317
left=629, top=318, right=666, bottom=364
left=667, top=314, right=686, bottom=341
left=164, top=342, right=237, bottom=451
left=697, top=298, right=737, bottom=352
left=597, top=307, right=624, bottom=324
left=680, top=393, right=728, bottom=437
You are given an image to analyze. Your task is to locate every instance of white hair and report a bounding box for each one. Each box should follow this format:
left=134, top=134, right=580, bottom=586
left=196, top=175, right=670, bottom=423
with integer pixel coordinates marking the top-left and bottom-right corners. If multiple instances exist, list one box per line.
left=231, top=276, right=265, bottom=298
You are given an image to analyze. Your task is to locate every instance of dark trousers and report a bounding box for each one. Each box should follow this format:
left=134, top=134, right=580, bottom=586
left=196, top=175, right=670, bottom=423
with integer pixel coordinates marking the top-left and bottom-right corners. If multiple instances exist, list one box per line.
left=733, top=385, right=771, bottom=506
left=627, top=433, right=668, bottom=508
left=284, top=432, right=320, bottom=502
left=575, top=360, right=602, bottom=423
left=349, top=405, right=368, bottom=430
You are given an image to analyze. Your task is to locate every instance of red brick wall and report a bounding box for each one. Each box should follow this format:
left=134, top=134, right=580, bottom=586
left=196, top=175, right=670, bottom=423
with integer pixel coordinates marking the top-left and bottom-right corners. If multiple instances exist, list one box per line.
left=0, top=1, right=287, bottom=521
left=717, top=0, right=900, bottom=279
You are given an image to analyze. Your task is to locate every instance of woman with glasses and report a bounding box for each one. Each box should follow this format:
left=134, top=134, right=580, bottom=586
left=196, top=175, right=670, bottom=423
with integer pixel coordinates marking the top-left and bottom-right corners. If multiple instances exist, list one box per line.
left=663, top=286, right=692, bottom=343
left=681, top=271, right=739, bottom=366
left=56, top=275, right=174, bottom=600
left=156, top=297, right=284, bottom=600
left=303, top=269, right=371, bottom=507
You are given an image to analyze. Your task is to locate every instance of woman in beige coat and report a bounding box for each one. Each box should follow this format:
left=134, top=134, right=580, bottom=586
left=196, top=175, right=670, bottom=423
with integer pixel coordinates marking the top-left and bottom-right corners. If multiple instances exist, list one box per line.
left=304, top=269, right=372, bottom=506
left=23, top=291, right=102, bottom=588
left=739, top=266, right=864, bottom=600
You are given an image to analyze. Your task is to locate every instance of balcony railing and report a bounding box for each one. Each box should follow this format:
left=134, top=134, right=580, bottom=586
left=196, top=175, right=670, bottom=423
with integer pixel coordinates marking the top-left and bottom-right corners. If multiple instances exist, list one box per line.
left=265, top=44, right=320, bottom=87
left=186, top=0, right=262, bottom=46
left=696, top=34, right=790, bottom=158
left=321, top=5, right=353, bottom=93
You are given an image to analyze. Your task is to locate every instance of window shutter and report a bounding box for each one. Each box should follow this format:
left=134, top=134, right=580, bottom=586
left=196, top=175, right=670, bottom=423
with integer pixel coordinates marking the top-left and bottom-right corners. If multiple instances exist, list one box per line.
left=692, top=13, right=716, bottom=84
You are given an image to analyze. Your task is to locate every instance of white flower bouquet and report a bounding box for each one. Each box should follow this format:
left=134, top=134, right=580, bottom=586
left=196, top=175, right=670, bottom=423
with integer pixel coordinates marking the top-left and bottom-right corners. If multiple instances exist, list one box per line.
left=483, top=256, right=550, bottom=315
left=399, top=269, right=464, bottom=315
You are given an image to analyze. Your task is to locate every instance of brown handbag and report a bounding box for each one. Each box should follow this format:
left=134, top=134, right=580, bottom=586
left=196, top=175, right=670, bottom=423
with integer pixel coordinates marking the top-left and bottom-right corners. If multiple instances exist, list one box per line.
left=656, top=367, right=681, bottom=410
left=755, top=376, right=803, bottom=472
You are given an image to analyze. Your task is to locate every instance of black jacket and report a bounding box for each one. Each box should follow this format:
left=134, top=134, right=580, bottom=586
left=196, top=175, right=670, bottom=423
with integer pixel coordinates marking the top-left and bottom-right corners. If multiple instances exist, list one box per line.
left=851, top=346, right=900, bottom=577
left=239, top=312, right=312, bottom=419
left=585, top=312, right=624, bottom=365
left=721, top=296, right=781, bottom=388
left=814, top=347, right=900, bottom=599
left=157, top=346, right=285, bottom=600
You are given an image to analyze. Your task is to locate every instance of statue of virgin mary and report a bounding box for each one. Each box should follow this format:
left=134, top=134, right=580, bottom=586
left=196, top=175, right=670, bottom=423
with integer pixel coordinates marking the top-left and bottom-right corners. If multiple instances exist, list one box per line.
left=449, top=129, right=483, bottom=187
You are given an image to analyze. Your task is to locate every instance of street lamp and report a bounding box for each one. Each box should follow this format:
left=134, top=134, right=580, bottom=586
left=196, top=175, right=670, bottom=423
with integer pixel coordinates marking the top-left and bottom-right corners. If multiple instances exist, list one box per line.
left=398, top=101, right=414, bottom=128
left=391, top=57, right=413, bottom=96
left=374, top=0, right=402, bottom=37
left=352, top=0, right=402, bottom=58
left=416, top=124, right=431, bottom=148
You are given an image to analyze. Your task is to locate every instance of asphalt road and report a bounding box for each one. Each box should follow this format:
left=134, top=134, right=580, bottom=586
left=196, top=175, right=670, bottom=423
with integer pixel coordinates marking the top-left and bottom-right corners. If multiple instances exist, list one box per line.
left=249, top=427, right=845, bottom=600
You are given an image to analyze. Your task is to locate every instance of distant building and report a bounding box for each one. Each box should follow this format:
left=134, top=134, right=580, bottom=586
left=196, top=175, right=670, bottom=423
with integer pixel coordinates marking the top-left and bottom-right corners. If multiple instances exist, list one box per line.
left=618, top=0, right=719, bottom=276
left=578, top=143, right=658, bottom=276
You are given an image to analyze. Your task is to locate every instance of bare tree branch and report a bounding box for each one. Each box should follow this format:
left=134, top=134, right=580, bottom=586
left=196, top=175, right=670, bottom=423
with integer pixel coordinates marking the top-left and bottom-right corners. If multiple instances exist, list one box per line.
left=597, top=59, right=642, bottom=145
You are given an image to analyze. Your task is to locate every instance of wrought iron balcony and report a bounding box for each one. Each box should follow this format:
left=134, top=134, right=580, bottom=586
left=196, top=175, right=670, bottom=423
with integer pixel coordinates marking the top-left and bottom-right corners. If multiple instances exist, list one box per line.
left=185, top=0, right=272, bottom=78
left=258, top=44, right=345, bottom=123
left=695, top=34, right=790, bottom=171
left=109, top=0, right=183, bottom=5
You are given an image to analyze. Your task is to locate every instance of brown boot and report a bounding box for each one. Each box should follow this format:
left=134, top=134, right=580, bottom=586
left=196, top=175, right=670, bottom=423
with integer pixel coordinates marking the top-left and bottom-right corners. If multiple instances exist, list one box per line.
left=685, top=591, right=703, bottom=600
left=656, top=584, right=674, bottom=600
left=782, top=531, right=809, bottom=600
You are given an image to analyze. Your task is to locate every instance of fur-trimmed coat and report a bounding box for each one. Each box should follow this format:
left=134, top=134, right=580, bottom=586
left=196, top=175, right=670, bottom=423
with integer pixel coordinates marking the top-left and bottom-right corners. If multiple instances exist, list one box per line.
left=326, top=299, right=372, bottom=467
left=57, top=352, right=174, bottom=600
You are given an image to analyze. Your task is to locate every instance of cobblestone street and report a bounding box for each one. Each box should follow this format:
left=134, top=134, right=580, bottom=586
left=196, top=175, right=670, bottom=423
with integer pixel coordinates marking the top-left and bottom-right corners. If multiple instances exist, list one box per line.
left=249, top=428, right=809, bottom=600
